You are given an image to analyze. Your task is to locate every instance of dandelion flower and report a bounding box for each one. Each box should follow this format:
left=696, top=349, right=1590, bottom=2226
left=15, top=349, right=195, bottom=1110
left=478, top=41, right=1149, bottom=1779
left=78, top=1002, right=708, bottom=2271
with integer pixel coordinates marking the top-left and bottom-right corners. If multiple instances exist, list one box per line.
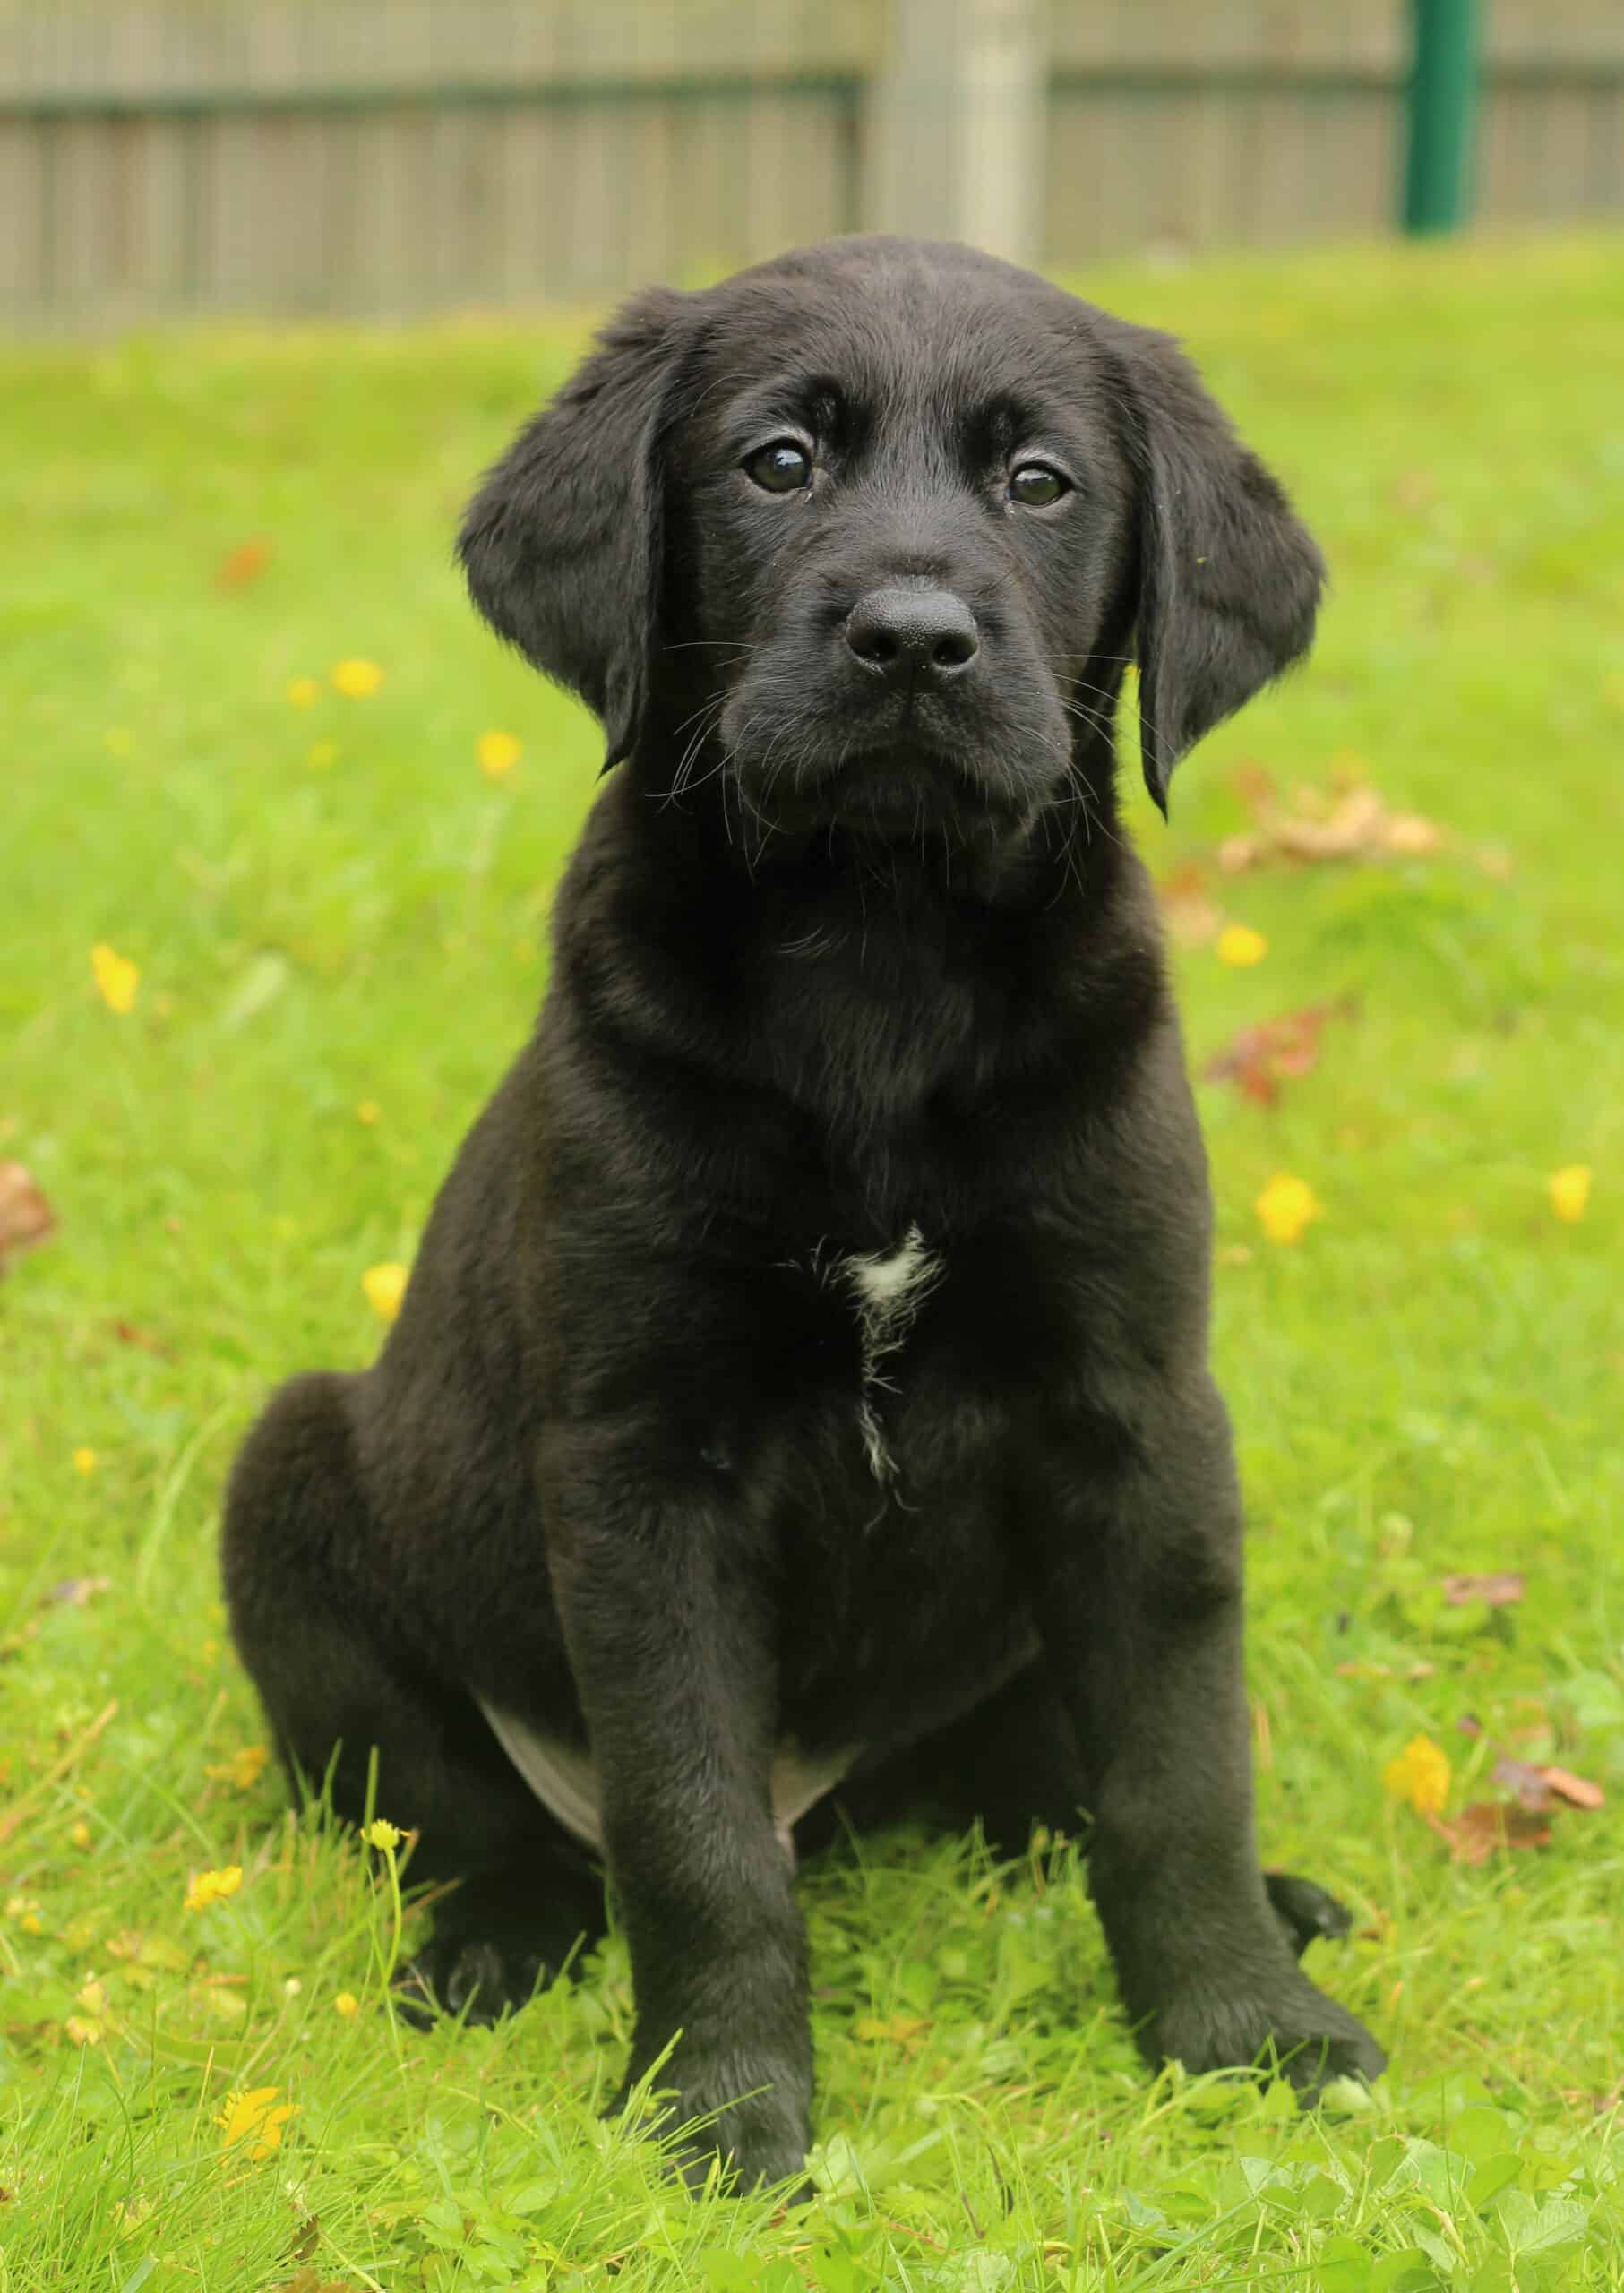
left=206, top=1744, right=270, bottom=1791
left=184, top=1864, right=243, bottom=1913
left=334, top=1990, right=359, bottom=2018
left=357, top=1101, right=380, bottom=1126
left=477, top=730, right=521, bottom=779
left=331, top=658, right=383, bottom=699
left=1216, top=923, right=1268, bottom=967
left=218, top=2086, right=298, bottom=2160
left=365, top=1818, right=402, bottom=1852
left=70, top=1820, right=92, bottom=1850
left=286, top=676, right=321, bottom=709
left=91, top=943, right=140, bottom=1013
left=1548, top=1164, right=1592, bottom=1224
left=362, top=1263, right=408, bottom=1322
left=1383, top=1734, right=1450, bottom=1817
left=73, top=1447, right=98, bottom=1475
left=1254, top=1172, right=1322, bottom=1245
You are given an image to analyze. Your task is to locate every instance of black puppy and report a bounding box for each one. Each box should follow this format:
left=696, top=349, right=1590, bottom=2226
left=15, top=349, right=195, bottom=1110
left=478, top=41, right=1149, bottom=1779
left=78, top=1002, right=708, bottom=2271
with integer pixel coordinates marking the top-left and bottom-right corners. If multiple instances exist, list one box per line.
left=223, top=235, right=1384, bottom=2187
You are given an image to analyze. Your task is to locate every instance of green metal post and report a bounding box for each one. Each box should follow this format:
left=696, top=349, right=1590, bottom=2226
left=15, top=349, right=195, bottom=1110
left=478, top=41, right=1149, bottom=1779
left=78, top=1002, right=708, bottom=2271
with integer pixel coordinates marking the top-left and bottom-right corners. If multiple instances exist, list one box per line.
left=1403, top=0, right=1481, bottom=234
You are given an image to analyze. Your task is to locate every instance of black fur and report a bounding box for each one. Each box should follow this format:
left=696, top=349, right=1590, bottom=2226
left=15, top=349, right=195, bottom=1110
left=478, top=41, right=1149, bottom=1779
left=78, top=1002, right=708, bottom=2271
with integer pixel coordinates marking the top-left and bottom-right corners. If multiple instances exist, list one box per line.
left=222, top=236, right=1381, bottom=2191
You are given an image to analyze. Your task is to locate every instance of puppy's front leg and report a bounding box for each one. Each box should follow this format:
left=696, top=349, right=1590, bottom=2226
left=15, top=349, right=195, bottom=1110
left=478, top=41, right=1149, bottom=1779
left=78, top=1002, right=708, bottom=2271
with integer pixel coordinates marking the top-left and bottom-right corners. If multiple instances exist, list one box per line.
left=547, top=1440, right=811, bottom=2191
left=1033, top=1385, right=1385, bottom=2097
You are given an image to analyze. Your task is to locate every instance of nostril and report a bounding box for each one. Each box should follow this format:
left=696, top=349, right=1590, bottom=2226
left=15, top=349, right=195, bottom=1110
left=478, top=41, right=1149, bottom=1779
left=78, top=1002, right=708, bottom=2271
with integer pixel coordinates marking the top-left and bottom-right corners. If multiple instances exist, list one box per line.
left=845, top=587, right=981, bottom=679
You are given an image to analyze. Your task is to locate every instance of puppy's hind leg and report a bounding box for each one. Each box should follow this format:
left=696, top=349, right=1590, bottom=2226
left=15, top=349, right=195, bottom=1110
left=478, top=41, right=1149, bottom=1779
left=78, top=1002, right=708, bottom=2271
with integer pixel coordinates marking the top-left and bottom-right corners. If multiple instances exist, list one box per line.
left=221, top=1371, right=605, bottom=2022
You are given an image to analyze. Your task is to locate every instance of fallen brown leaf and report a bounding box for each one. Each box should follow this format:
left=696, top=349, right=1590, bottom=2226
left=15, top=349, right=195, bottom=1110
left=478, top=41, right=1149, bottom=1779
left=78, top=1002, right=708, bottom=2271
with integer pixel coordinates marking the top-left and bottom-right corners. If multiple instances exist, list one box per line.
left=45, top=1576, right=111, bottom=1608
left=1442, top=1572, right=1524, bottom=1608
left=1491, top=1755, right=1555, bottom=1812
left=1542, top=1765, right=1606, bottom=1812
left=215, top=537, right=272, bottom=591
left=1201, top=1000, right=1353, bottom=1106
left=0, top=1163, right=56, bottom=1272
left=112, top=1319, right=168, bottom=1353
left=1429, top=1803, right=1552, bottom=1863
left=1216, top=776, right=1449, bottom=876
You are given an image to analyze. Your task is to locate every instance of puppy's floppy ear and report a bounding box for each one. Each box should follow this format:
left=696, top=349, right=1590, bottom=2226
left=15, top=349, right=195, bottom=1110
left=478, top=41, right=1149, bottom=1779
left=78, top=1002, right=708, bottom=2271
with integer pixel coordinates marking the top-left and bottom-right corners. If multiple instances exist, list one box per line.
left=458, top=287, right=688, bottom=770
left=1104, top=320, right=1325, bottom=814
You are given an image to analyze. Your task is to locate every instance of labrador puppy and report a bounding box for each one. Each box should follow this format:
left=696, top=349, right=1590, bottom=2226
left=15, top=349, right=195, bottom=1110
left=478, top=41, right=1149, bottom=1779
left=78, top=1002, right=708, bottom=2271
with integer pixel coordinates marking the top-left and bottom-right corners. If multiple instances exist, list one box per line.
left=222, top=235, right=1384, bottom=2189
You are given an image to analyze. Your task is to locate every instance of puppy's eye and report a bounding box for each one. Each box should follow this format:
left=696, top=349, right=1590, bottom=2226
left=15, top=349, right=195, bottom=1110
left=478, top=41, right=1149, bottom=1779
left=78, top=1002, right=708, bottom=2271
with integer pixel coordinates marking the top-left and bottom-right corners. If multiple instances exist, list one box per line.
left=744, top=440, right=813, bottom=494
left=1009, top=463, right=1069, bottom=508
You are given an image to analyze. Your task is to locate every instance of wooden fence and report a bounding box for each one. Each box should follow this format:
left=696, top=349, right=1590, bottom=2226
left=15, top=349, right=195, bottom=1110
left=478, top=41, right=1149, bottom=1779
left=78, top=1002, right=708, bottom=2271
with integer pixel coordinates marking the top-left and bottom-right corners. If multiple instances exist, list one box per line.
left=2, top=1, right=1621, bottom=325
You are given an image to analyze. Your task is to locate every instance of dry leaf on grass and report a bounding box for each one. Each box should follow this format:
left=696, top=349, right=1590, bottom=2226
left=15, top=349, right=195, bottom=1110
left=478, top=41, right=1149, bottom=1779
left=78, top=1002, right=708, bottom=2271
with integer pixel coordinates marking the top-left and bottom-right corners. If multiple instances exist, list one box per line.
left=1216, top=769, right=1448, bottom=876
left=0, top=1163, right=56, bottom=1272
left=44, top=1576, right=112, bottom=1608
left=214, top=538, right=272, bottom=591
left=1429, top=1803, right=1553, bottom=1863
left=1442, top=1571, right=1525, bottom=1607
left=1202, top=1000, right=1354, bottom=1106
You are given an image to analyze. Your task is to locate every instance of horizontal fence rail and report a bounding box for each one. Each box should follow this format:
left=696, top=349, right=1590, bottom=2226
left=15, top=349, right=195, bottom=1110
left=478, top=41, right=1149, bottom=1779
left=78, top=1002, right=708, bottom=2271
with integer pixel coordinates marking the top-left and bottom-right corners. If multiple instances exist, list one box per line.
left=1, top=0, right=1620, bottom=323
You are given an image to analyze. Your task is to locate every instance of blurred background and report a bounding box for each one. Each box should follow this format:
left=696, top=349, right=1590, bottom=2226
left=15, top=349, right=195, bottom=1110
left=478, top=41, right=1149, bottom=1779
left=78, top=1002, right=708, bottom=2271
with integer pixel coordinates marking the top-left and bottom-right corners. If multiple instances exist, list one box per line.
left=3, top=0, right=1622, bottom=327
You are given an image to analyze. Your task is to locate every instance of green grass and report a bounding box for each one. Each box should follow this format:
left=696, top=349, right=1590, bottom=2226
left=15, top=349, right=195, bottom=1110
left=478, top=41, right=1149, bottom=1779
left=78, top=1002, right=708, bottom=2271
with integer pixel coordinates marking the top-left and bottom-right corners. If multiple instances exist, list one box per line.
left=3, top=231, right=1623, bottom=2291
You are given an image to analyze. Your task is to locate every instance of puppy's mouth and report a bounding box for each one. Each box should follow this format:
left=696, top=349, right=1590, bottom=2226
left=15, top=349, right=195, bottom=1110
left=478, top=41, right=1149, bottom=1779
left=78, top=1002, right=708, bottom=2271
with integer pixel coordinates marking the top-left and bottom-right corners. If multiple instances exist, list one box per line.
left=765, top=751, right=1019, bottom=840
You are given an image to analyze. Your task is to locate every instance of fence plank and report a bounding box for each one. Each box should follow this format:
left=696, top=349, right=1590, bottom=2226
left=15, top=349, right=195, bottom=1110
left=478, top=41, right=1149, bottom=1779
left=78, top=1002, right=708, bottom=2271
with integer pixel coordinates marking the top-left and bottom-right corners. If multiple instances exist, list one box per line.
left=2, top=0, right=1622, bottom=325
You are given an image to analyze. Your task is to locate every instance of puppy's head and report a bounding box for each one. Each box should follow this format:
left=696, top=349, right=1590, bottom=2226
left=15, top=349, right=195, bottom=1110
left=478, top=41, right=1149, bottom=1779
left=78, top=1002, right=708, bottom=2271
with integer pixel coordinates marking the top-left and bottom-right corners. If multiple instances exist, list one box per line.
left=460, top=238, right=1322, bottom=837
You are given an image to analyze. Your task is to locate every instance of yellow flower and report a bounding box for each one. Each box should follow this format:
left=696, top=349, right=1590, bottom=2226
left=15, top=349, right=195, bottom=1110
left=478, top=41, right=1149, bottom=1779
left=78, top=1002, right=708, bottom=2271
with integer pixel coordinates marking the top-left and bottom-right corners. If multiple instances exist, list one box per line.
left=184, top=1865, right=243, bottom=1913
left=205, top=1744, right=270, bottom=1791
left=305, top=739, right=339, bottom=769
left=331, top=658, right=383, bottom=699
left=1383, top=1733, right=1451, bottom=1817
left=1548, top=1164, right=1592, bottom=1224
left=70, top=1820, right=93, bottom=1849
left=91, top=943, right=140, bottom=1013
left=1254, top=1172, right=1322, bottom=1245
left=64, top=2015, right=104, bottom=2047
left=73, top=1447, right=98, bottom=1475
left=7, top=1895, right=44, bottom=1936
left=77, top=1977, right=107, bottom=2017
left=217, top=2085, right=298, bottom=2160
left=356, top=1100, right=380, bottom=1126
left=362, top=1262, right=408, bottom=1322
left=1216, top=923, right=1268, bottom=967
left=364, top=1818, right=402, bottom=1852
left=477, top=729, right=521, bottom=780
left=286, top=676, right=321, bottom=708
left=334, top=1990, right=359, bottom=2018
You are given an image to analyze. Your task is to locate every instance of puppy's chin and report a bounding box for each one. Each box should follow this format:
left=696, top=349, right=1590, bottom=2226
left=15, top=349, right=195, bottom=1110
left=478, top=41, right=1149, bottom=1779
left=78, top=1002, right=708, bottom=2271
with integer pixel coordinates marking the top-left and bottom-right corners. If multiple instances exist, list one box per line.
left=745, top=751, right=1032, bottom=844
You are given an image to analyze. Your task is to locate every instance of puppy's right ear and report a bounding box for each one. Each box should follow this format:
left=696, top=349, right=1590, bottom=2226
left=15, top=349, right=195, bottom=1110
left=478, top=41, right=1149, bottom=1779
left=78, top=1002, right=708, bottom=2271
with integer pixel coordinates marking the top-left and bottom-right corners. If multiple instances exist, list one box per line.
left=458, top=288, right=687, bottom=770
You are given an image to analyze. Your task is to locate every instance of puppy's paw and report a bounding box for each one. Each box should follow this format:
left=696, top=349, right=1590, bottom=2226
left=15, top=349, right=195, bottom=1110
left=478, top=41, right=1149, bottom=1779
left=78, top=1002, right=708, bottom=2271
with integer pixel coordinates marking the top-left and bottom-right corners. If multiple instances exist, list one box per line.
left=614, top=2055, right=812, bottom=2198
left=1155, top=1967, right=1386, bottom=2103
left=1264, top=1869, right=1353, bottom=1959
left=396, top=1934, right=548, bottom=2029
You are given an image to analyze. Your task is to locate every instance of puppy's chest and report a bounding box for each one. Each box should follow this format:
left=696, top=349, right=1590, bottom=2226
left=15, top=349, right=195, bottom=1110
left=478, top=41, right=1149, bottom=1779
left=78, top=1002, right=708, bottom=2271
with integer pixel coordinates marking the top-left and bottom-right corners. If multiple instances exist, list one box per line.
left=784, top=1222, right=945, bottom=1488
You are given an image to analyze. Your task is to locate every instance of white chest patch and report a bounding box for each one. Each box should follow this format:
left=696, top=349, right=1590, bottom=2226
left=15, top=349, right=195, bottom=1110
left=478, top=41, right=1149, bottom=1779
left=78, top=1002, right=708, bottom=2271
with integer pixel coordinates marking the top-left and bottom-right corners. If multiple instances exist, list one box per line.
left=477, top=1698, right=852, bottom=1872
left=832, top=1222, right=944, bottom=1484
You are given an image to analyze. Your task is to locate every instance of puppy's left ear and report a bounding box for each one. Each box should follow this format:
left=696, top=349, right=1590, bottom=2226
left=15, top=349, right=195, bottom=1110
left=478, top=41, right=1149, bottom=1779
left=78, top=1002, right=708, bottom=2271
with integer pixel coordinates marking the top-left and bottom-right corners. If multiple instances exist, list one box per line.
left=458, top=287, right=690, bottom=771
left=1105, top=321, right=1325, bottom=814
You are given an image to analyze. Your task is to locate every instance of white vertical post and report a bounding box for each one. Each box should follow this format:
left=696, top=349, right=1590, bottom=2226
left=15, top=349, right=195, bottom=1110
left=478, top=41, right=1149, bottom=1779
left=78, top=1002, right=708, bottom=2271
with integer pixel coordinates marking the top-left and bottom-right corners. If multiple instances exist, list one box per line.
left=864, top=0, right=1048, bottom=271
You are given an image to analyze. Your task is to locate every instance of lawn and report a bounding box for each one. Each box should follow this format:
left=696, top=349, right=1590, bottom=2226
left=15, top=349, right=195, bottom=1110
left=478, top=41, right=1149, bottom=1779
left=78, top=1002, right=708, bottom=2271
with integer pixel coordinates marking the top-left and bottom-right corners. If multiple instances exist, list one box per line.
left=2, top=231, right=1622, bottom=2291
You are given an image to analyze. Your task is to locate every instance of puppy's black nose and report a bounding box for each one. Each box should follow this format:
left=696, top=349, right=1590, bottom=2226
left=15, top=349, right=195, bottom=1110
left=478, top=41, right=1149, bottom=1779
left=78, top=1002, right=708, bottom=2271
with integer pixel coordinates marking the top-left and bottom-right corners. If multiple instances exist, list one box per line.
left=844, top=588, right=979, bottom=681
